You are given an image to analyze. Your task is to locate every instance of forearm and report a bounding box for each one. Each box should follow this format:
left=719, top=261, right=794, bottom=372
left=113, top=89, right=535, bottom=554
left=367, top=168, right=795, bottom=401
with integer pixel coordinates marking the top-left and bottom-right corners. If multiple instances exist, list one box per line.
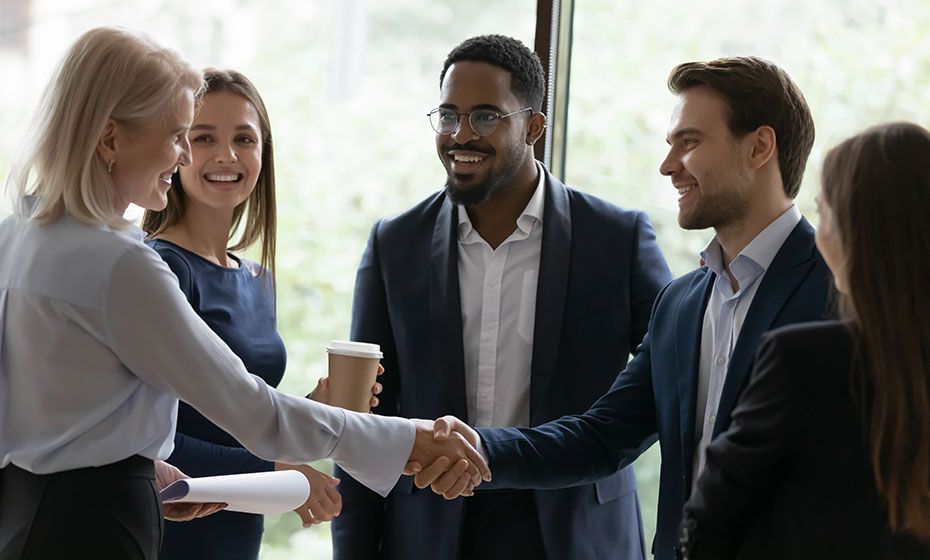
left=167, top=432, right=273, bottom=478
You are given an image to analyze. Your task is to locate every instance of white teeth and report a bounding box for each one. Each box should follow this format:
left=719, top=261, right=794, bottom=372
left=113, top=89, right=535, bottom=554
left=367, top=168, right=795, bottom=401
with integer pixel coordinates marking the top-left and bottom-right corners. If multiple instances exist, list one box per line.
left=677, top=184, right=697, bottom=194
left=452, top=154, right=486, bottom=163
left=205, top=174, right=240, bottom=182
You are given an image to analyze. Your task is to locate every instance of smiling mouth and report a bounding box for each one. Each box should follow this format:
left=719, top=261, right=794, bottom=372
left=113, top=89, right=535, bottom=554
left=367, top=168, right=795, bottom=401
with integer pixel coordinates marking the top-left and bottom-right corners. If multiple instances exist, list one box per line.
left=205, top=173, right=243, bottom=183
left=676, top=183, right=698, bottom=199
left=158, top=170, right=175, bottom=185
left=447, top=150, right=490, bottom=174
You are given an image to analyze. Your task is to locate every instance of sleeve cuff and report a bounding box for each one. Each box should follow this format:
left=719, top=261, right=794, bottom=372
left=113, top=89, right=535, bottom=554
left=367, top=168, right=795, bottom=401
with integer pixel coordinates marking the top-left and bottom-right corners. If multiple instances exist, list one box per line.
left=328, top=410, right=415, bottom=497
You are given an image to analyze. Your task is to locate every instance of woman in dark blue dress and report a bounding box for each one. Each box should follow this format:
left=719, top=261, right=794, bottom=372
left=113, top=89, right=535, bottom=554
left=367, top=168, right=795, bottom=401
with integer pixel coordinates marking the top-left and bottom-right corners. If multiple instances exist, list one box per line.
left=142, top=69, right=348, bottom=560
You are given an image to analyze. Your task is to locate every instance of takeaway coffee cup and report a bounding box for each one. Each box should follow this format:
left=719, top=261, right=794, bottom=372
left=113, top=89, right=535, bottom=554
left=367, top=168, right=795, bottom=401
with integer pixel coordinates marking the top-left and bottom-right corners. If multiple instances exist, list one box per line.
left=326, top=341, right=383, bottom=412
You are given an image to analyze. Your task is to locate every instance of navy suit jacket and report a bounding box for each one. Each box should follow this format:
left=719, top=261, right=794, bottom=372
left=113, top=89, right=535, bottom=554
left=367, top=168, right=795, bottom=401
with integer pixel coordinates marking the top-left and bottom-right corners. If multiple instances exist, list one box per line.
left=332, top=168, right=672, bottom=560
left=476, top=217, right=832, bottom=560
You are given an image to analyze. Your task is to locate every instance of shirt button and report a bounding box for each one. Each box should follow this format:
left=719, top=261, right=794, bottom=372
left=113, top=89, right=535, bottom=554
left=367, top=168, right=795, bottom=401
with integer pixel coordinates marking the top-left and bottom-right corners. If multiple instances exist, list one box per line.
left=716, top=356, right=726, bottom=366
left=709, top=415, right=716, bottom=424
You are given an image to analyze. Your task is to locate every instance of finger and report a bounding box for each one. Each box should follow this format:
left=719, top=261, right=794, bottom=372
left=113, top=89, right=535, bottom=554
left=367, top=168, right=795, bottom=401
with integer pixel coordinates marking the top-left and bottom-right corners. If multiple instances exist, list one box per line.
left=325, top=484, right=343, bottom=516
left=442, top=472, right=473, bottom=500
left=430, top=459, right=469, bottom=495
left=164, top=503, right=200, bottom=522
left=372, top=382, right=383, bottom=395
left=403, top=461, right=423, bottom=475
left=461, top=480, right=476, bottom=497
left=296, top=505, right=316, bottom=527
left=370, top=396, right=380, bottom=409
left=198, top=502, right=227, bottom=517
left=315, top=485, right=339, bottom=517
left=454, top=432, right=492, bottom=482
left=377, top=364, right=385, bottom=375
left=413, top=456, right=451, bottom=489
left=433, top=417, right=452, bottom=441
left=308, top=500, right=333, bottom=523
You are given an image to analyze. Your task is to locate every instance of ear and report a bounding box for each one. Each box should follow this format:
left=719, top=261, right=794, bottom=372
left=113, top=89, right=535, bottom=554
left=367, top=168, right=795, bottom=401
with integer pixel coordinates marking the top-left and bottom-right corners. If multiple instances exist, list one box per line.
left=96, top=119, right=119, bottom=166
left=526, top=112, right=547, bottom=146
left=748, top=125, right=777, bottom=170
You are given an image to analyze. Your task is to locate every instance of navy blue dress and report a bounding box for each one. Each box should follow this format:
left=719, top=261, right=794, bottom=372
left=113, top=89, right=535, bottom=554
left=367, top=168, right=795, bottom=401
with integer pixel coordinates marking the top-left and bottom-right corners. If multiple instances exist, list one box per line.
left=147, top=239, right=287, bottom=560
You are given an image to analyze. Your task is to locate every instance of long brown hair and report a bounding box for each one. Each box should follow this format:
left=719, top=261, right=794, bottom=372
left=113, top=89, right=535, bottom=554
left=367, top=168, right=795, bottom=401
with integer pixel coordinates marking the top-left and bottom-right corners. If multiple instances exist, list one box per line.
left=822, top=122, right=930, bottom=541
left=142, top=68, right=276, bottom=279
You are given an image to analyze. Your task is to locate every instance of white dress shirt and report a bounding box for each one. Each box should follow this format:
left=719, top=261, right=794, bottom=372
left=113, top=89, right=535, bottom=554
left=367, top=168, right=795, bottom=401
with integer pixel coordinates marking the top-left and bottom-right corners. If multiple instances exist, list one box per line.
left=691, top=204, right=802, bottom=489
left=458, top=165, right=545, bottom=428
left=0, top=206, right=413, bottom=496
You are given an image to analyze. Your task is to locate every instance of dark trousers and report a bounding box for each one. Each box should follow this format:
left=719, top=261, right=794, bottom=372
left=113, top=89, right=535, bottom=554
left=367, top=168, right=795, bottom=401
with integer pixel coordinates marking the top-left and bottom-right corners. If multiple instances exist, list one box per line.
left=0, top=456, right=162, bottom=560
left=461, top=490, right=547, bottom=560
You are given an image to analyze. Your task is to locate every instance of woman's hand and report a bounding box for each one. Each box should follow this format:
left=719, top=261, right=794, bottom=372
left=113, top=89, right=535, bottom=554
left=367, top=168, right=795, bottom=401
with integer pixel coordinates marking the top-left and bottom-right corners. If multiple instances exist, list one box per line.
left=154, top=460, right=227, bottom=521
left=275, top=462, right=342, bottom=527
left=307, top=364, right=385, bottom=409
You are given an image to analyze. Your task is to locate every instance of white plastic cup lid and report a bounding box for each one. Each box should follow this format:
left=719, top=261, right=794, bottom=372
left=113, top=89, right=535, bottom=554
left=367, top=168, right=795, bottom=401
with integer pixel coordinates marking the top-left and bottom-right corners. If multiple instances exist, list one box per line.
left=326, top=340, right=383, bottom=359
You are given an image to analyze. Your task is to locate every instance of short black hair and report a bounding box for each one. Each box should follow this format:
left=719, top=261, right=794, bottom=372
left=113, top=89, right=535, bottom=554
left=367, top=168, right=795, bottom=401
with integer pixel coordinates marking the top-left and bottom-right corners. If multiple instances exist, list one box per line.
left=440, top=34, right=546, bottom=112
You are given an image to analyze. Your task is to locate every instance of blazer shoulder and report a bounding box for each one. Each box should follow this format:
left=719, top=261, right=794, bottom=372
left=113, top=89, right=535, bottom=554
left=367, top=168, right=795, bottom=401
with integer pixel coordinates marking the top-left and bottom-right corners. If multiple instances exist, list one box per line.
left=564, top=186, right=648, bottom=229
left=761, top=320, right=854, bottom=358
left=370, top=190, right=446, bottom=242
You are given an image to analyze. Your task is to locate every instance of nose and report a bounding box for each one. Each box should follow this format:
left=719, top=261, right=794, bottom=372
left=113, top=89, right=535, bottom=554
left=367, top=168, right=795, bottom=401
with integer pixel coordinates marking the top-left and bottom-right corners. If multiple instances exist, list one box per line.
left=178, top=135, right=192, bottom=167
left=659, top=148, right=679, bottom=177
left=214, top=141, right=237, bottom=163
left=450, top=116, right=478, bottom=145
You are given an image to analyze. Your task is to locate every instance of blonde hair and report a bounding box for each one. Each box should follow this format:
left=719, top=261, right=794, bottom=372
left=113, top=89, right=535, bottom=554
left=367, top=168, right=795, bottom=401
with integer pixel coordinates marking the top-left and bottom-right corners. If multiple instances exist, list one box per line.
left=7, top=27, right=203, bottom=227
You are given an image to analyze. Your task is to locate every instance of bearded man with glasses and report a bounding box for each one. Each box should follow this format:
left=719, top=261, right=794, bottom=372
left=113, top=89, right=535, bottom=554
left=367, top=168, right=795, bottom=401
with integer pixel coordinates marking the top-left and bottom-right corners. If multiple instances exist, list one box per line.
left=332, top=34, right=671, bottom=560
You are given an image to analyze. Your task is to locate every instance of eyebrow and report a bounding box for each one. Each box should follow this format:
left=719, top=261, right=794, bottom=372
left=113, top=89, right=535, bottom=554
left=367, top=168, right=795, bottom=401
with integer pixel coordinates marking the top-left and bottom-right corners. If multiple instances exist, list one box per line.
left=438, top=103, right=505, bottom=112
left=666, top=127, right=704, bottom=144
left=189, top=124, right=259, bottom=132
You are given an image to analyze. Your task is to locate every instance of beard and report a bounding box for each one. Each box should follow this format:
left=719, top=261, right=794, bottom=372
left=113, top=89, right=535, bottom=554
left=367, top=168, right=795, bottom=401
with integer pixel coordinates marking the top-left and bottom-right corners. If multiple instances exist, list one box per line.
left=679, top=169, right=753, bottom=230
left=443, top=141, right=524, bottom=206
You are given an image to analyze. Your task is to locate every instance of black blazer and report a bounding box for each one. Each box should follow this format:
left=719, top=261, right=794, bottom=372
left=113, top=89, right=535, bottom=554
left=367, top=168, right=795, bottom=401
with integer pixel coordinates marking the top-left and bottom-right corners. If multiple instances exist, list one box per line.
left=331, top=168, right=672, bottom=560
left=681, top=321, right=930, bottom=560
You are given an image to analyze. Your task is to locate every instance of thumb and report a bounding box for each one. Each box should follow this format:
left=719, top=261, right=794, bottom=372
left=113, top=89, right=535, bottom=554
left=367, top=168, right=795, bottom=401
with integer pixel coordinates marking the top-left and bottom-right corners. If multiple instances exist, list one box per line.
left=433, top=416, right=454, bottom=441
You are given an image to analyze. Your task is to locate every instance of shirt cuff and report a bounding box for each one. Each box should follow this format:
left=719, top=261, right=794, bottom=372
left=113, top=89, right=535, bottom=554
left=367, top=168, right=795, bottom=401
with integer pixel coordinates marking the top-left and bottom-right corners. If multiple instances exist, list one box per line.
left=328, top=410, right=415, bottom=497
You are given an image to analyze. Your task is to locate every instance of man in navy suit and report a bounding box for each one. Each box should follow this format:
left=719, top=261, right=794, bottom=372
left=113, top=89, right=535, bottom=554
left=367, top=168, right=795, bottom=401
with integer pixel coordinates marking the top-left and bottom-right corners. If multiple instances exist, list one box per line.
left=413, top=57, right=831, bottom=560
left=332, top=35, right=672, bottom=560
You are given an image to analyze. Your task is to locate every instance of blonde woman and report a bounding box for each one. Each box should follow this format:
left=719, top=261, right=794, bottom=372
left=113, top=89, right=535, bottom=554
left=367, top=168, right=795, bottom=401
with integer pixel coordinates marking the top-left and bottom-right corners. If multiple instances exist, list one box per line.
left=0, top=27, right=488, bottom=560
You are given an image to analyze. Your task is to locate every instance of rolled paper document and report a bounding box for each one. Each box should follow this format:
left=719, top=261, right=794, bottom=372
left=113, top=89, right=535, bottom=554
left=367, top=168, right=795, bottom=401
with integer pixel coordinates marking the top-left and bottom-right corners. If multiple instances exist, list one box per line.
left=160, top=469, right=310, bottom=515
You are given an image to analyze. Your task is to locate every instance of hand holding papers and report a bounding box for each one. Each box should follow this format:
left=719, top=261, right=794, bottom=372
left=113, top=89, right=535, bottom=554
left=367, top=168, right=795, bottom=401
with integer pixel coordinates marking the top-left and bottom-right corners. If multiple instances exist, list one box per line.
left=155, top=461, right=227, bottom=521
left=160, top=470, right=310, bottom=515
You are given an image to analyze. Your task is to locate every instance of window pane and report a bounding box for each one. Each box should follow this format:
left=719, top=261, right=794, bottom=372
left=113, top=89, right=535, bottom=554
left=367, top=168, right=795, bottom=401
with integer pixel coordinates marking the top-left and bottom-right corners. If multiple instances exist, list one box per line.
left=565, top=0, right=930, bottom=546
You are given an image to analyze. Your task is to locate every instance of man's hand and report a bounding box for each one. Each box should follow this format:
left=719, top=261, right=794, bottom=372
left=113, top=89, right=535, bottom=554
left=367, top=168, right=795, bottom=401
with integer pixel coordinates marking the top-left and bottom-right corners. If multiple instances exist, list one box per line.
left=154, top=461, right=227, bottom=522
left=275, top=462, right=341, bottom=527
left=405, top=417, right=490, bottom=500
left=308, top=365, right=384, bottom=409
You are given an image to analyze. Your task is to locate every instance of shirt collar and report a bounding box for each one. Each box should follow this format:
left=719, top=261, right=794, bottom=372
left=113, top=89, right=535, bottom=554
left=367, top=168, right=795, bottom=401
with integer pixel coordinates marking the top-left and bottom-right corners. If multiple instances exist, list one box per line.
left=457, top=161, right=546, bottom=243
left=700, top=204, right=802, bottom=282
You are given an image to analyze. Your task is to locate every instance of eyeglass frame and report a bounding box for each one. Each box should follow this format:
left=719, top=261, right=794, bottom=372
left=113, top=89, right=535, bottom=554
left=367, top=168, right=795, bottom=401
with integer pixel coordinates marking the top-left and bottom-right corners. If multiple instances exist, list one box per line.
left=426, top=106, right=534, bottom=137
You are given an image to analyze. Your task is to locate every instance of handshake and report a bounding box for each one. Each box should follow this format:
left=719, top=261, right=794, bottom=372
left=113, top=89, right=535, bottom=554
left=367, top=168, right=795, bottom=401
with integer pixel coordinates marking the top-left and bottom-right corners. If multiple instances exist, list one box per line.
left=404, top=416, right=491, bottom=499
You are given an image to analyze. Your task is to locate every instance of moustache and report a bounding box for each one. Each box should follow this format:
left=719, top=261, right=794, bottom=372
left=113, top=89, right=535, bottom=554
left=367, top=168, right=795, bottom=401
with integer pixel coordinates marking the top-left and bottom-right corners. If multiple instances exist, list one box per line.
left=443, top=142, right=495, bottom=155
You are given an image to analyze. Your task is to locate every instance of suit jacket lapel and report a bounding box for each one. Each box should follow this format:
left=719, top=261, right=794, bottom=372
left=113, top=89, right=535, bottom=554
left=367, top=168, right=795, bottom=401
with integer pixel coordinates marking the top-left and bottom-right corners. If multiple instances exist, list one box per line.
left=529, top=170, right=572, bottom=424
left=430, top=196, right=468, bottom=421
left=677, top=269, right=714, bottom=490
left=712, top=218, right=818, bottom=436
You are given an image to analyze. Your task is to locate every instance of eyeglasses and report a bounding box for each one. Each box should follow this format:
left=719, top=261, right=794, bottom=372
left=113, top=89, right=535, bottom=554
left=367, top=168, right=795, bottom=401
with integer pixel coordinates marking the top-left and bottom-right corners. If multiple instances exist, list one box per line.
left=427, top=107, right=532, bottom=137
